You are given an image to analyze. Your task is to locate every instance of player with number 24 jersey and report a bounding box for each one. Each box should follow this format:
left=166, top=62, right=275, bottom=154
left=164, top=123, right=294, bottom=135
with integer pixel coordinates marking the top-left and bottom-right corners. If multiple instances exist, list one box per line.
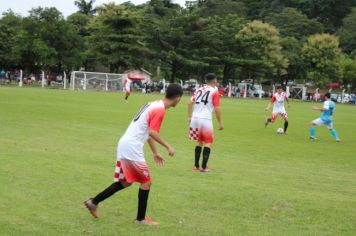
left=188, top=73, right=223, bottom=172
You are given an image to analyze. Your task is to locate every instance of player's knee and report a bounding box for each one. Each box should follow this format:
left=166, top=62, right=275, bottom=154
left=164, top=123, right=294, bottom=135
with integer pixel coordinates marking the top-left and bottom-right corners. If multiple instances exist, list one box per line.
left=121, top=181, right=132, bottom=188
left=140, top=182, right=151, bottom=190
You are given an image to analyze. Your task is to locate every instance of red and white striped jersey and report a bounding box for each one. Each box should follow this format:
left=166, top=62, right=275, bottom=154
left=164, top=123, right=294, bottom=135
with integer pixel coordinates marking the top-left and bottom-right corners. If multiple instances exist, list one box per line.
left=117, top=100, right=166, bottom=162
left=271, top=92, right=287, bottom=110
left=191, top=85, right=220, bottom=120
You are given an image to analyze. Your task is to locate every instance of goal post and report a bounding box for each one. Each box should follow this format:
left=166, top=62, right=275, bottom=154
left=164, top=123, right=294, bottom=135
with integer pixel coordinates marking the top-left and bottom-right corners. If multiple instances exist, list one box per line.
left=70, top=71, right=124, bottom=92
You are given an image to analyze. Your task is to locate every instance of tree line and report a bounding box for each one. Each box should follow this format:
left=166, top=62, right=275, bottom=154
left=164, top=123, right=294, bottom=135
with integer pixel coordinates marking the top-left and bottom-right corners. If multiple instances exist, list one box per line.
left=0, top=0, right=356, bottom=89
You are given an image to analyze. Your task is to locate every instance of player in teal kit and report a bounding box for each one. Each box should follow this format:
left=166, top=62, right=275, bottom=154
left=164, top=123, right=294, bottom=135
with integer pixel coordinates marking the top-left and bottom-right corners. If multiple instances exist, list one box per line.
left=309, top=92, right=340, bottom=142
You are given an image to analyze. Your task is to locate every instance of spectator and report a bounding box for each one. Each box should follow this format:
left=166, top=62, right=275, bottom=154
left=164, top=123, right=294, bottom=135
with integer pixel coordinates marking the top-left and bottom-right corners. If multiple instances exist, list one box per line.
left=236, top=87, right=241, bottom=98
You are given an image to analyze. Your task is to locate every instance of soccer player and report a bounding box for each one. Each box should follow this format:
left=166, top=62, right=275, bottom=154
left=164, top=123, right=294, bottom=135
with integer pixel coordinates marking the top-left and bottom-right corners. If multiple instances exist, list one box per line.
left=84, top=84, right=183, bottom=225
left=188, top=73, right=224, bottom=172
left=264, top=85, right=290, bottom=134
left=124, top=78, right=132, bottom=101
left=309, top=92, right=340, bottom=142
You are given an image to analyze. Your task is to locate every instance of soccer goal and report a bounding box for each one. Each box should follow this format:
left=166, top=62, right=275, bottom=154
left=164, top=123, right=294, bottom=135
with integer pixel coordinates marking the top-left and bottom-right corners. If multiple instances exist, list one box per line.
left=70, top=71, right=124, bottom=91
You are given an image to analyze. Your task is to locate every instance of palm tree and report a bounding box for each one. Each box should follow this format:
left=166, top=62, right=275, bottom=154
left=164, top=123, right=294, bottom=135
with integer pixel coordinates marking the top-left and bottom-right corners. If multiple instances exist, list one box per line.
left=74, top=0, right=96, bottom=15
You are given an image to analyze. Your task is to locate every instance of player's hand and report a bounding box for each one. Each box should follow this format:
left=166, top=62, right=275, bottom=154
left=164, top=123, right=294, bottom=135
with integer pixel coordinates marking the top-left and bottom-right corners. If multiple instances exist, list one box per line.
left=218, top=123, right=224, bottom=130
left=153, top=153, right=165, bottom=166
left=264, top=108, right=268, bottom=111
left=312, top=106, right=319, bottom=110
left=167, top=145, right=175, bottom=157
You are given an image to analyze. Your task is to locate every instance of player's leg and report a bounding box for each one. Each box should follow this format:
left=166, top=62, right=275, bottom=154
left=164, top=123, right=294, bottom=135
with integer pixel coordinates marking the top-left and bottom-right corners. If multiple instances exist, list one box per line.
left=201, top=142, right=212, bottom=172
left=125, top=90, right=130, bottom=101
left=265, top=113, right=277, bottom=128
left=84, top=160, right=132, bottom=218
left=282, top=113, right=289, bottom=134
left=326, top=122, right=340, bottom=142
left=189, top=118, right=202, bottom=170
left=194, top=142, right=203, bottom=170
left=135, top=182, right=159, bottom=225
left=200, top=120, right=214, bottom=172
left=309, top=118, right=323, bottom=140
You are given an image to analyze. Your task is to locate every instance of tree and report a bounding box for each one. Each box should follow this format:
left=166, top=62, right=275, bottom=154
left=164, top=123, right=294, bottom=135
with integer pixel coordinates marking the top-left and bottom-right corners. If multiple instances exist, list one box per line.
left=0, top=11, right=22, bottom=69
left=88, top=3, right=148, bottom=72
left=337, top=8, right=356, bottom=55
left=302, top=33, right=342, bottom=86
left=265, top=8, right=323, bottom=40
left=236, top=20, right=288, bottom=84
left=12, top=7, right=83, bottom=72
left=74, top=0, right=96, bottom=15
left=340, top=56, right=356, bottom=90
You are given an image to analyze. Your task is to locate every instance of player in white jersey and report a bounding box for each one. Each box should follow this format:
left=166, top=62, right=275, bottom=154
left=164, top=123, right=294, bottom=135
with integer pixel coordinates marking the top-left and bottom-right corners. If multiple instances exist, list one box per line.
left=188, top=73, right=224, bottom=172
left=84, top=84, right=183, bottom=225
left=264, top=85, right=290, bottom=134
left=124, top=78, right=132, bottom=101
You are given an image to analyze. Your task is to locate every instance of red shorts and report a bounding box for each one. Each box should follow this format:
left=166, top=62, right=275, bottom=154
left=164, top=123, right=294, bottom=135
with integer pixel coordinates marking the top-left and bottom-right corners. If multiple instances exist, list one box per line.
left=189, top=118, right=214, bottom=143
left=114, top=159, right=151, bottom=183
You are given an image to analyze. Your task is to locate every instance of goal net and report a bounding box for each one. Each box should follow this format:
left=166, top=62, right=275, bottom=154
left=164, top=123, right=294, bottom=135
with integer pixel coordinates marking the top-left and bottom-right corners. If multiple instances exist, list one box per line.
left=70, top=71, right=124, bottom=91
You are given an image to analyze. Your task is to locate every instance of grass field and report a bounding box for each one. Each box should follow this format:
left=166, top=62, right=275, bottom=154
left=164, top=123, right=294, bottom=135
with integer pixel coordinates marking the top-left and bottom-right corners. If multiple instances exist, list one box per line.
left=0, top=87, right=355, bottom=236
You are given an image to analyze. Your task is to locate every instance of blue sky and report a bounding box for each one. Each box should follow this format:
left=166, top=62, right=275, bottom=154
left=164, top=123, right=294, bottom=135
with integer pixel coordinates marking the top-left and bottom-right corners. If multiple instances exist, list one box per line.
left=1, top=0, right=186, bottom=17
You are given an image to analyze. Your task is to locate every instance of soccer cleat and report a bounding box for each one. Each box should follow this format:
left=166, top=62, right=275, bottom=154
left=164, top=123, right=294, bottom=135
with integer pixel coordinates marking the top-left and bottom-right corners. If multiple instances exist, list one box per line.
left=135, top=217, right=159, bottom=225
left=84, top=198, right=99, bottom=218
left=336, top=138, right=341, bottom=142
left=193, top=166, right=200, bottom=171
left=200, top=167, right=210, bottom=173
left=309, top=136, right=317, bottom=141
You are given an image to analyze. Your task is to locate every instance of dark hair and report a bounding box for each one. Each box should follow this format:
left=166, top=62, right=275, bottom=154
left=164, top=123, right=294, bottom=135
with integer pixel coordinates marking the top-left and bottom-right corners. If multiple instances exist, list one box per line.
left=276, top=85, right=283, bottom=89
left=325, top=92, right=331, bottom=98
left=165, top=84, right=183, bottom=99
left=205, top=73, right=217, bottom=82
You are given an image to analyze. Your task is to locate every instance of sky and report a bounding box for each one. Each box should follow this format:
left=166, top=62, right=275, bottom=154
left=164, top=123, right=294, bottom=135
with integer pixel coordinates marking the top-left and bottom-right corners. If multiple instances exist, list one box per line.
left=1, top=0, right=187, bottom=17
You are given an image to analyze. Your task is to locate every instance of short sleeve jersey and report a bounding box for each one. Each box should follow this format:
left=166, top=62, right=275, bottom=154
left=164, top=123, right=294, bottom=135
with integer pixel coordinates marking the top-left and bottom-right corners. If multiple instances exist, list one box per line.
left=118, top=100, right=166, bottom=162
left=124, top=79, right=132, bottom=91
left=321, top=100, right=335, bottom=122
left=191, top=85, right=220, bottom=120
left=271, top=92, right=286, bottom=110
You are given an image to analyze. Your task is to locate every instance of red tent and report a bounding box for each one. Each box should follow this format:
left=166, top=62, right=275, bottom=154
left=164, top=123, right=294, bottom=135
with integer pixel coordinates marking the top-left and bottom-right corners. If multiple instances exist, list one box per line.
left=128, top=74, right=145, bottom=80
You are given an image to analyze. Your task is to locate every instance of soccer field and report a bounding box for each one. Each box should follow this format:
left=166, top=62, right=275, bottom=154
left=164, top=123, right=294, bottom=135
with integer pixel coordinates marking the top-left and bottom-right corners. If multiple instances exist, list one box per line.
left=0, top=87, right=355, bottom=235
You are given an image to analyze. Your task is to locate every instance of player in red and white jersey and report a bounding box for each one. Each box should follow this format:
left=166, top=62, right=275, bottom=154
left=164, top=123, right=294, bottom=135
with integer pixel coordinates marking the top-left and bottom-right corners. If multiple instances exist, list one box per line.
left=85, top=84, right=183, bottom=225
left=124, top=78, right=132, bottom=101
left=188, top=73, right=224, bottom=172
left=264, top=85, right=290, bottom=133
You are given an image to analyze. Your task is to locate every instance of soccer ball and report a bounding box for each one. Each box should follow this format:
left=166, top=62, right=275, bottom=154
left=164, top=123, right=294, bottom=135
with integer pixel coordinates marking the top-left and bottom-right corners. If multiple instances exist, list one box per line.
left=276, top=128, right=284, bottom=134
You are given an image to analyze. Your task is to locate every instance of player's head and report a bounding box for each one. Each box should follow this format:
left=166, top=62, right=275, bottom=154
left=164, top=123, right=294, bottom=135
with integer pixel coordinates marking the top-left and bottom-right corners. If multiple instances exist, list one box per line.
left=165, top=83, right=183, bottom=107
left=205, top=73, right=217, bottom=86
left=276, top=85, right=283, bottom=93
left=325, top=92, right=331, bottom=100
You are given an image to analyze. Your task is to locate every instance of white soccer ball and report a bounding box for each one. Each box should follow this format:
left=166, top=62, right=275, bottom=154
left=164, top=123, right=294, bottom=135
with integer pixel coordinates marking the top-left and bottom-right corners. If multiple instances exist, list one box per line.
left=277, top=128, right=284, bottom=134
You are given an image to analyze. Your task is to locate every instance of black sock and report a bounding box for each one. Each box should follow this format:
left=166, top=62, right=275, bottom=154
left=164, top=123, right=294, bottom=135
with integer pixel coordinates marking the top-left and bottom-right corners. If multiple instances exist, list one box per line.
left=136, top=188, right=150, bottom=221
left=125, top=96, right=128, bottom=100
left=284, top=121, right=289, bottom=132
left=267, top=118, right=272, bottom=123
left=194, top=146, right=202, bottom=168
left=92, top=182, right=125, bottom=205
left=202, top=147, right=211, bottom=169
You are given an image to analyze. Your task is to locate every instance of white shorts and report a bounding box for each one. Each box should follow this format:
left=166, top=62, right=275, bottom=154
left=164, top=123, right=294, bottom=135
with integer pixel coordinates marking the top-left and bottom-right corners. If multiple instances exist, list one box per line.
left=272, top=108, right=288, bottom=121
left=312, top=118, right=333, bottom=129
left=189, top=117, right=214, bottom=143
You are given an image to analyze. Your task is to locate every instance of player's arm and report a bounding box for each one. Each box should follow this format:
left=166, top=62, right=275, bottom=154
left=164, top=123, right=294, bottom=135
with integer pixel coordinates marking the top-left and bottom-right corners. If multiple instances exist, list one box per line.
left=212, top=91, right=223, bottom=130
left=312, top=106, right=327, bottom=111
left=149, top=129, right=175, bottom=156
left=285, top=96, right=290, bottom=107
left=147, top=137, right=164, bottom=166
left=265, top=101, right=273, bottom=111
left=265, top=96, right=275, bottom=111
left=188, top=99, right=194, bottom=124
left=214, top=106, right=224, bottom=130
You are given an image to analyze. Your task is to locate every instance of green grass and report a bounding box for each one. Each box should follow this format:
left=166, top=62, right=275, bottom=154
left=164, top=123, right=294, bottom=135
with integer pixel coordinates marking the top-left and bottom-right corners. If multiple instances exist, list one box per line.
left=0, top=87, right=355, bottom=235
